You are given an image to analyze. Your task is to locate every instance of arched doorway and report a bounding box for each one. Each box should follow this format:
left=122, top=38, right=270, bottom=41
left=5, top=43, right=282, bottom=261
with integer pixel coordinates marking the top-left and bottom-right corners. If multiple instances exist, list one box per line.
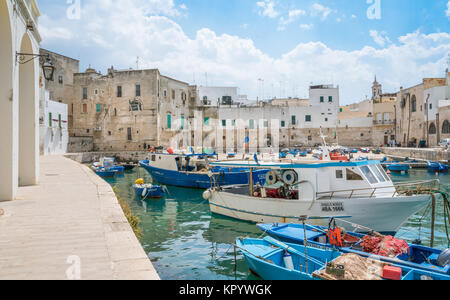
left=18, top=33, right=39, bottom=187
left=0, top=0, right=14, bottom=200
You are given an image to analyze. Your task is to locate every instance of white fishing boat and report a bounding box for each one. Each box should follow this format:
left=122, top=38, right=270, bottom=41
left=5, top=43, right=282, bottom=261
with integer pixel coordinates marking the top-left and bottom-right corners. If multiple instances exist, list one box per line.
left=202, top=146, right=439, bottom=234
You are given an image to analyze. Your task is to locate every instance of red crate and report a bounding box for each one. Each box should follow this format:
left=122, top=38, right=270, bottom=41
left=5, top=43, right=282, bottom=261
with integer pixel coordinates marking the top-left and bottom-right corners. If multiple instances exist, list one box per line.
left=383, top=266, right=402, bottom=281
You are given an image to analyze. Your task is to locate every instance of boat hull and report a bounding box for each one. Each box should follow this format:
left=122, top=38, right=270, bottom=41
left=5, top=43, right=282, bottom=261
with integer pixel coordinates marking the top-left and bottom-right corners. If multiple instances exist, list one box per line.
left=133, top=185, right=164, bottom=198
left=208, top=190, right=431, bottom=234
left=139, top=161, right=268, bottom=189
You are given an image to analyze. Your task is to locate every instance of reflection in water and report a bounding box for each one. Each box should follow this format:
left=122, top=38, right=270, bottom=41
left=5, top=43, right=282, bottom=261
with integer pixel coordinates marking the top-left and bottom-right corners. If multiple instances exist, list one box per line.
left=106, top=167, right=450, bottom=280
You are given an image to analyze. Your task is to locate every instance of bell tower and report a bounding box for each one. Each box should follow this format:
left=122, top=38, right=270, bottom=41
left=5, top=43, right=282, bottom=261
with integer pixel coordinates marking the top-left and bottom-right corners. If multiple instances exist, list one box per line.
left=372, top=76, right=382, bottom=101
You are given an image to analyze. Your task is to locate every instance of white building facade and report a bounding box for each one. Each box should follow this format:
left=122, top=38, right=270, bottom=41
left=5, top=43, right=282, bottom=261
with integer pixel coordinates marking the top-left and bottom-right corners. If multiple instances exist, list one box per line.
left=39, top=91, right=69, bottom=155
left=0, top=0, right=42, bottom=201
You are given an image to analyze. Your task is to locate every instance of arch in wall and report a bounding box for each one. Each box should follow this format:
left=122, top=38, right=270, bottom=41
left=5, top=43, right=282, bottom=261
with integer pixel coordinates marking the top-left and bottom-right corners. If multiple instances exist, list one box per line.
left=429, top=122, right=437, bottom=135
left=0, top=0, right=14, bottom=200
left=18, top=32, right=39, bottom=187
left=442, top=120, right=450, bottom=134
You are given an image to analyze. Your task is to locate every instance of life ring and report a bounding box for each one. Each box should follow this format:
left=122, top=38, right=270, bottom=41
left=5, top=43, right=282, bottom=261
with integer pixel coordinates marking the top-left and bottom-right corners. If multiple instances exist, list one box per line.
left=282, top=170, right=297, bottom=185
left=265, top=171, right=278, bottom=185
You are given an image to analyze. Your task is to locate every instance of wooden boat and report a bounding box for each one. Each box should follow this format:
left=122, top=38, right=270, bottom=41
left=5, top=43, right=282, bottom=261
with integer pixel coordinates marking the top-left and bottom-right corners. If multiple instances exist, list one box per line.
left=237, top=237, right=450, bottom=280
left=133, top=184, right=164, bottom=199
left=93, top=167, right=117, bottom=178
left=427, top=161, right=449, bottom=173
left=257, top=222, right=450, bottom=275
left=203, top=153, right=437, bottom=234
left=386, top=163, right=410, bottom=173
left=140, top=153, right=269, bottom=189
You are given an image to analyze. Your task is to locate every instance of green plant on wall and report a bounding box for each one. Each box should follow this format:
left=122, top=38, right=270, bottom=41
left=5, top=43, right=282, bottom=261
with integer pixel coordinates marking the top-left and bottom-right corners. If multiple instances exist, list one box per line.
left=113, top=186, right=142, bottom=239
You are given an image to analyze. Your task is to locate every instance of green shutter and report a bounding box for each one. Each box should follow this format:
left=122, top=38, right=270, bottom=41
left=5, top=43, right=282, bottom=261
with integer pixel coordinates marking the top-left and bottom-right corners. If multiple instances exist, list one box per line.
left=320, top=96, right=324, bottom=103
left=49, top=112, right=52, bottom=127
left=181, top=115, right=185, bottom=130
left=329, top=96, right=333, bottom=102
left=58, top=114, right=62, bottom=128
left=167, top=114, right=172, bottom=129
left=204, top=117, right=210, bottom=126
left=96, top=104, right=101, bottom=113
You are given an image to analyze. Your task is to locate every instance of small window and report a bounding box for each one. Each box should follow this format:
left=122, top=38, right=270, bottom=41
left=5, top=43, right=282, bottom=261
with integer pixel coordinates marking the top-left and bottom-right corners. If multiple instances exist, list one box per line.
left=167, top=114, right=172, bottom=129
left=305, top=115, right=312, bottom=122
left=152, top=155, right=156, bottom=162
left=281, top=121, right=286, bottom=128
left=58, top=75, right=63, bottom=85
left=117, top=86, right=122, bottom=98
left=360, top=166, right=378, bottom=184
left=222, top=120, right=227, bottom=127
left=96, top=104, right=101, bottom=113
left=49, top=112, right=52, bottom=127
left=291, top=116, right=296, bottom=125
left=328, top=96, right=333, bottom=103
left=181, top=115, right=185, bottom=130
left=82, top=87, right=87, bottom=99
left=376, top=164, right=391, bottom=182
left=320, top=96, right=324, bottom=103
left=442, top=120, right=450, bottom=134
left=264, top=121, right=269, bottom=128
left=172, top=90, right=175, bottom=100
left=232, top=120, right=236, bottom=126
left=127, top=128, right=132, bottom=141
left=136, top=84, right=141, bottom=97
left=336, top=170, right=343, bottom=179
left=346, top=169, right=363, bottom=181
left=249, top=120, right=255, bottom=129
left=82, top=103, right=88, bottom=113
left=58, top=114, right=61, bottom=128
left=204, top=117, right=210, bottom=126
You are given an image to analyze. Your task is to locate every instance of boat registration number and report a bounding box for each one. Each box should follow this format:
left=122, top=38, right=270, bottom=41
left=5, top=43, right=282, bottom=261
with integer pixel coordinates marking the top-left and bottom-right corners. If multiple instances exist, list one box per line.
left=321, top=202, right=345, bottom=212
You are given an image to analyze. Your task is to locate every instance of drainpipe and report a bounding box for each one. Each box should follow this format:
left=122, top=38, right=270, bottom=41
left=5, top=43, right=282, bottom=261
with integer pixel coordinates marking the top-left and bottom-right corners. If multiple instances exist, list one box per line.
left=426, top=94, right=430, bottom=148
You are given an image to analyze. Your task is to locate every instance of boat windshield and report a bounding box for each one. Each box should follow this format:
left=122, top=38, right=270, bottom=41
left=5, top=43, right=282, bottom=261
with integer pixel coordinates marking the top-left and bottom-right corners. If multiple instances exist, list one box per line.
left=370, top=165, right=386, bottom=183
left=360, top=166, right=378, bottom=184
left=375, top=164, right=391, bottom=182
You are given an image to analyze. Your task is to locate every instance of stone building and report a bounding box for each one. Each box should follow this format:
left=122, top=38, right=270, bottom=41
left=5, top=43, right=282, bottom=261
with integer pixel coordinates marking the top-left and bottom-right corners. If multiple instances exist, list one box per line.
left=39, top=48, right=79, bottom=130
left=70, top=67, right=192, bottom=151
left=337, top=78, right=396, bottom=147
left=0, top=0, right=42, bottom=201
left=395, top=75, right=447, bottom=147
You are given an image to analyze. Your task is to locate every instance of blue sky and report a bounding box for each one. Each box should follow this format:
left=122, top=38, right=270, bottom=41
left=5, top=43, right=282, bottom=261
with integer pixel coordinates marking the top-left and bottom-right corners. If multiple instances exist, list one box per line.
left=37, top=0, right=450, bottom=104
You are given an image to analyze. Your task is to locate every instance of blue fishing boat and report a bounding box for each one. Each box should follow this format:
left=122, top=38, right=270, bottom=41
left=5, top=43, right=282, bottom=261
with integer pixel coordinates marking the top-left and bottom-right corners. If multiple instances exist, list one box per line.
left=237, top=237, right=450, bottom=280
left=133, top=179, right=164, bottom=199
left=139, top=153, right=269, bottom=189
left=236, top=237, right=340, bottom=280
left=350, top=149, right=359, bottom=154
left=386, top=163, right=410, bottom=173
left=257, top=222, right=450, bottom=275
left=93, top=167, right=118, bottom=178
left=427, top=161, right=449, bottom=173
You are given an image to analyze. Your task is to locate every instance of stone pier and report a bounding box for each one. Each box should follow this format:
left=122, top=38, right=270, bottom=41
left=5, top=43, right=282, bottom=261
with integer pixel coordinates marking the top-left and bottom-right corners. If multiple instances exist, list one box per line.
left=0, top=155, right=159, bottom=280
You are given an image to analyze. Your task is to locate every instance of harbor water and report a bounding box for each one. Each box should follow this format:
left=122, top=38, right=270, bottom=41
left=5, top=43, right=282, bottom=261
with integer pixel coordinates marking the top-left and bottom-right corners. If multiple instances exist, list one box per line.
left=106, top=168, right=450, bottom=280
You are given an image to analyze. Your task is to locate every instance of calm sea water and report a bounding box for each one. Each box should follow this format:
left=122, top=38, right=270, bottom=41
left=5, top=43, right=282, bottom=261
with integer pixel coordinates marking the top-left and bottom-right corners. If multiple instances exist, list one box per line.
left=106, top=168, right=450, bottom=280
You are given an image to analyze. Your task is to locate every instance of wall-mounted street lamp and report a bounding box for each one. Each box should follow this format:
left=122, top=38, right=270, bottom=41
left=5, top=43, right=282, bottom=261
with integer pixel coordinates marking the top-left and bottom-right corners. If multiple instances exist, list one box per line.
left=15, top=52, right=55, bottom=81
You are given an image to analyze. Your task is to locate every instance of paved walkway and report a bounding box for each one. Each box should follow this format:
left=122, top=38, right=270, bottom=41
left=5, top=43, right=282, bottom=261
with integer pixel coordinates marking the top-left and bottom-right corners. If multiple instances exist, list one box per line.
left=0, top=155, right=160, bottom=280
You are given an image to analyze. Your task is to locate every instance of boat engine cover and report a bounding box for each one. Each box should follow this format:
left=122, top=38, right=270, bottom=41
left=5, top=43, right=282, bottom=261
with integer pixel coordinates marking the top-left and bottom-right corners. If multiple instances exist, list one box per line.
left=437, top=249, right=450, bottom=267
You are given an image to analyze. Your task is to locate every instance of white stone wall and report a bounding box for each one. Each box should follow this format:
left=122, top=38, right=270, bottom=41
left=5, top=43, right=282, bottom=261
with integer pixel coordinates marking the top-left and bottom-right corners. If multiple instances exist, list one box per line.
left=40, top=91, right=69, bottom=155
left=0, top=0, right=41, bottom=201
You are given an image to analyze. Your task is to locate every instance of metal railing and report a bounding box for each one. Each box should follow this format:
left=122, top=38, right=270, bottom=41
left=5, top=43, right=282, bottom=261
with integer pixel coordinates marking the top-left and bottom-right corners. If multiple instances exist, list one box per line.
left=316, top=179, right=441, bottom=199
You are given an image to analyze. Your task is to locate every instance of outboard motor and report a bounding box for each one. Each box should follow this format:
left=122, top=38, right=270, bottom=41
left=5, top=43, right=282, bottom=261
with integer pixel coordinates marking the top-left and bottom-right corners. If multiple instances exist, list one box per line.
left=437, top=249, right=450, bottom=268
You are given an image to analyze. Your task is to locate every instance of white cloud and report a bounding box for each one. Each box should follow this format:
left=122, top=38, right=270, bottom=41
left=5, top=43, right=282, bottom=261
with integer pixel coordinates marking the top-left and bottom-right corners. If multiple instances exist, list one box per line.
left=278, top=9, right=306, bottom=31
left=40, top=1, right=450, bottom=104
left=311, top=3, right=333, bottom=20
left=369, top=30, right=392, bottom=47
left=300, top=24, right=314, bottom=30
left=256, top=0, right=279, bottom=19
left=446, top=1, right=450, bottom=18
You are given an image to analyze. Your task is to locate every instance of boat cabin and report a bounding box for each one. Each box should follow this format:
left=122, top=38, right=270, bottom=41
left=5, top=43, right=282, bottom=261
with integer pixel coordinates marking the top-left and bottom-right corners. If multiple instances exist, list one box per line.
left=210, top=160, right=397, bottom=200
left=147, top=153, right=217, bottom=173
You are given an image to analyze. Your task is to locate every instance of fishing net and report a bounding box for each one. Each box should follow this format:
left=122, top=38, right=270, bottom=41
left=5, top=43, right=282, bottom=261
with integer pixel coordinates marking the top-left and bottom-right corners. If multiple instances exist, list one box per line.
left=361, top=235, right=409, bottom=258
left=314, top=254, right=389, bottom=281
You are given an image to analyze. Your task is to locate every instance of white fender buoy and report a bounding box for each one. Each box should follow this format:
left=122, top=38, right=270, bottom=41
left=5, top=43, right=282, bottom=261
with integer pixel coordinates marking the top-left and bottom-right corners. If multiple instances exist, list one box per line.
left=142, top=188, right=148, bottom=197
left=203, top=189, right=212, bottom=200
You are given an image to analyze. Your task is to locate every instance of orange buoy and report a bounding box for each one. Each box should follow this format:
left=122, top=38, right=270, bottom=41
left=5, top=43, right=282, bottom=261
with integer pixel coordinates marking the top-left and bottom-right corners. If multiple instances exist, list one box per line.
left=167, top=147, right=174, bottom=154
